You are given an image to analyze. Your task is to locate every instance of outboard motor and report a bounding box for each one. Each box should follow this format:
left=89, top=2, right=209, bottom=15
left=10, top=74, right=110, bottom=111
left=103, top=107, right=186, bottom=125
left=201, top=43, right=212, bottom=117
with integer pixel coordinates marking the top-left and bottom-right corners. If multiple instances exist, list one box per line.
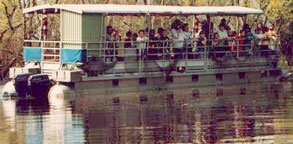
left=14, top=73, right=32, bottom=97
left=27, top=74, right=52, bottom=99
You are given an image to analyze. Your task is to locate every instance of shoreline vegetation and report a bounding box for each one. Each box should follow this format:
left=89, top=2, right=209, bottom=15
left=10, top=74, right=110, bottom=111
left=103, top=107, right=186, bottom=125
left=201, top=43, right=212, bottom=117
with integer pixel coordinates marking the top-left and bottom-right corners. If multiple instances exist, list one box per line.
left=0, top=0, right=292, bottom=79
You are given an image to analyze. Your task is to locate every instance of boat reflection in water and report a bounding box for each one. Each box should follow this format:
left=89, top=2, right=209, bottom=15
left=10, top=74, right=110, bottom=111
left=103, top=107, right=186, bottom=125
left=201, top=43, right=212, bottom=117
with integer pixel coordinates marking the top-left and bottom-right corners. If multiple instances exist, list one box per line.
left=0, top=82, right=292, bottom=143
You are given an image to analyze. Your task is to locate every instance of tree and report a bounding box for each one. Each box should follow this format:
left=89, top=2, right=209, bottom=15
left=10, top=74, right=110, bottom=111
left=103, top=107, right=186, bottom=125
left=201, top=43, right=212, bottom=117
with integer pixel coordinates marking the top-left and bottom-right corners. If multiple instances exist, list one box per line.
left=265, top=0, right=293, bottom=65
left=0, top=0, right=24, bottom=77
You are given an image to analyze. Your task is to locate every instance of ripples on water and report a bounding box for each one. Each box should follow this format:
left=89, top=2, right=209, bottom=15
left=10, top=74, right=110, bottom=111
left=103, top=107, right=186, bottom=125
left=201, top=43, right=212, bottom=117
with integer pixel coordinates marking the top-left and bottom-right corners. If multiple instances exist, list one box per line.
left=0, top=82, right=293, bottom=144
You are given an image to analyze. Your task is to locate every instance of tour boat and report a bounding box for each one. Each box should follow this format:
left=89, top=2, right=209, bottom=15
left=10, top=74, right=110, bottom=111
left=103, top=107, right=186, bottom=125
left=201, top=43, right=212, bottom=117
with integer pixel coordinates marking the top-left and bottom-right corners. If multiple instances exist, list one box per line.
left=2, top=4, right=281, bottom=97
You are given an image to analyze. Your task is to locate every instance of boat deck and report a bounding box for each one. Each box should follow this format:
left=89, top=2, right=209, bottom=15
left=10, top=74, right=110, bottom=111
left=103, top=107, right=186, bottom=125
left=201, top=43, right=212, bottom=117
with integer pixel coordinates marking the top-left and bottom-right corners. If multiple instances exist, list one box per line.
left=83, top=56, right=278, bottom=81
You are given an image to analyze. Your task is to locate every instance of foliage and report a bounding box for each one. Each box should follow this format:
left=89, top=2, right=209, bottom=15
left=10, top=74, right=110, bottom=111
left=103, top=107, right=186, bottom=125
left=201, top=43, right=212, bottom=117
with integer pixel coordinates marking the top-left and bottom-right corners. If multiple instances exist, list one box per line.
left=266, top=0, right=293, bottom=23
left=0, top=0, right=23, bottom=67
left=265, top=0, right=293, bottom=64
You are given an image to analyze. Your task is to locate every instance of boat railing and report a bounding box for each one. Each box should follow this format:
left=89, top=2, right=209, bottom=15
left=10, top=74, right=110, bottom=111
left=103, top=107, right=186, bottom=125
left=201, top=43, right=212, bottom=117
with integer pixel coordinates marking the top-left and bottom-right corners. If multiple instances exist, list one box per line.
left=94, top=38, right=278, bottom=74
left=23, top=38, right=279, bottom=75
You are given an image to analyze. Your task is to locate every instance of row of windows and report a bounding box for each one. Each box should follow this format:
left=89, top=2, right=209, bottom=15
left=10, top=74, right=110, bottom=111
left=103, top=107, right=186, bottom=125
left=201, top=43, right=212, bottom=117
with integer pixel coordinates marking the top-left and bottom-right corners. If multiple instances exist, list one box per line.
left=112, top=87, right=247, bottom=104
left=111, top=70, right=280, bottom=87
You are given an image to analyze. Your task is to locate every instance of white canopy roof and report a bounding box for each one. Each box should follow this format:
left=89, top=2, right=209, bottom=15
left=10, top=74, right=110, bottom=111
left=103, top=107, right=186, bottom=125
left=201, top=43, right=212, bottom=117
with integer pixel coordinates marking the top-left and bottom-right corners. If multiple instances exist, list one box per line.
left=23, top=4, right=263, bottom=15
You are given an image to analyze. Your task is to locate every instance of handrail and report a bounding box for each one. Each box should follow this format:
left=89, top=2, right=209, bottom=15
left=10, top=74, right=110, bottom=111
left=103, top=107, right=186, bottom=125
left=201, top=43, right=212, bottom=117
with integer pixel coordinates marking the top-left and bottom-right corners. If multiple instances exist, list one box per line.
left=23, top=38, right=280, bottom=55
left=23, top=38, right=279, bottom=76
left=24, top=40, right=86, bottom=44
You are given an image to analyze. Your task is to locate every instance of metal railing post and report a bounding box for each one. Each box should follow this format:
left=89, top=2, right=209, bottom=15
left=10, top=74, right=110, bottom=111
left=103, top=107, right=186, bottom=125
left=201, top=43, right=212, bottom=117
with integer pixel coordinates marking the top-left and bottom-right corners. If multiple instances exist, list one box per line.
left=85, top=42, right=89, bottom=63
left=162, top=43, right=165, bottom=68
left=139, top=45, right=142, bottom=74
left=205, top=39, right=209, bottom=71
left=185, top=40, right=188, bottom=72
left=236, top=39, right=239, bottom=68
left=59, top=41, right=62, bottom=67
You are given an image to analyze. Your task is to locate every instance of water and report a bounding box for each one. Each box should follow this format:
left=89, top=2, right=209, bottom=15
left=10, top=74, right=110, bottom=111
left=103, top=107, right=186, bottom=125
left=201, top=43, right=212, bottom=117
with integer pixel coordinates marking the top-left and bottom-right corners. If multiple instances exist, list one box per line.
left=0, top=82, right=293, bottom=144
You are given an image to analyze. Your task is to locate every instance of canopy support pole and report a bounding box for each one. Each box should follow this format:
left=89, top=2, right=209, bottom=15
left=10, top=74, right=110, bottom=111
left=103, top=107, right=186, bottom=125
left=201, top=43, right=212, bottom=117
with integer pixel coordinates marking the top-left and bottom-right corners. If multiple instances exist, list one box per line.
left=191, top=15, right=196, bottom=38
left=207, top=14, right=212, bottom=69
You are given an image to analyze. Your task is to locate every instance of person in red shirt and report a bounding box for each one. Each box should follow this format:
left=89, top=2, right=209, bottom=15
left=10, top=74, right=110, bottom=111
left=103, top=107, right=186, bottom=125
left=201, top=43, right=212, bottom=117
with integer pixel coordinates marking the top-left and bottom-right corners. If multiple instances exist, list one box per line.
left=237, top=30, right=245, bottom=58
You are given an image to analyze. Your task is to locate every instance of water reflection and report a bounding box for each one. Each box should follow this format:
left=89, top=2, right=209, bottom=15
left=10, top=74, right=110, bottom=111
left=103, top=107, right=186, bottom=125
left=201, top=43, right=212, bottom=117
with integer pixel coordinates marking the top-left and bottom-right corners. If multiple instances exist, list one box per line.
left=0, top=82, right=292, bottom=143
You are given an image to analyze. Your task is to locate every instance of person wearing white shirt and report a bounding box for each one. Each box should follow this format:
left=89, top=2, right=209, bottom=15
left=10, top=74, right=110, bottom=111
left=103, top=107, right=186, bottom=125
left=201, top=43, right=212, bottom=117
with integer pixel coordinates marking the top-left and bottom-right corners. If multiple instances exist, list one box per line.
left=136, top=29, right=149, bottom=57
left=218, top=24, right=228, bottom=41
left=216, top=23, right=228, bottom=59
left=171, top=19, right=186, bottom=72
left=182, top=23, right=193, bottom=59
left=171, top=28, right=185, bottom=49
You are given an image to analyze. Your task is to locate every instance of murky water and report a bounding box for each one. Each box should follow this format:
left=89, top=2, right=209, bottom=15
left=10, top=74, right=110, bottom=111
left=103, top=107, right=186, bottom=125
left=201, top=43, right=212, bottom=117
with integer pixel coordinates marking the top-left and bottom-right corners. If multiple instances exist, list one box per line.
left=0, top=82, right=293, bottom=144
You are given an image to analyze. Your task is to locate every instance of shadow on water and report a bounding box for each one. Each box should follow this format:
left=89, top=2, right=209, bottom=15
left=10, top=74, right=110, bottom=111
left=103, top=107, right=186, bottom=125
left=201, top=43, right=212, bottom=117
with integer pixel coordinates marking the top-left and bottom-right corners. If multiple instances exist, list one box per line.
left=28, top=84, right=51, bottom=100
left=76, top=83, right=292, bottom=144
left=15, top=97, right=49, bottom=114
left=0, top=82, right=292, bottom=143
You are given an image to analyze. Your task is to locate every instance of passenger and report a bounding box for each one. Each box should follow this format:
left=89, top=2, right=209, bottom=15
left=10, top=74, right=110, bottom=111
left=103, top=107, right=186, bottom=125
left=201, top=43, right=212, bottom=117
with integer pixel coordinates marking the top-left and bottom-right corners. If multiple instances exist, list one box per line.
left=193, top=18, right=200, bottom=38
left=196, top=31, right=207, bottom=59
left=267, top=25, right=278, bottom=55
left=124, top=31, right=132, bottom=49
left=237, top=30, right=245, bottom=58
left=260, top=27, right=270, bottom=57
left=252, top=22, right=264, bottom=56
left=132, top=32, right=138, bottom=47
left=224, top=26, right=234, bottom=59
left=220, top=18, right=226, bottom=26
left=255, top=22, right=264, bottom=34
left=112, top=30, right=122, bottom=61
left=182, top=23, right=193, bottom=59
left=220, top=18, right=231, bottom=31
left=105, top=25, right=116, bottom=62
left=144, top=27, right=149, bottom=37
left=149, top=29, right=158, bottom=41
left=136, top=29, right=149, bottom=59
left=148, top=29, right=159, bottom=60
left=242, top=24, right=253, bottom=55
left=228, top=31, right=237, bottom=55
left=216, top=23, right=229, bottom=60
left=171, top=19, right=185, bottom=72
left=157, top=27, right=170, bottom=57
left=218, top=24, right=228, bottom=41
left=113, top=30, right=121, bottom=41
left=171, top=19, right=184, bottom=57
left=227, top=30, right=235, bottom=41
left=124, top=30, right=136, bottom=66
left=106, top=25, right=113, bottom=40
left=132, top=32, right=139, bottom=59
left=213, top=33, right=220, bottom=45
left=242, top=24, right=250, bottom=34
left=202, top=18, right=214, bottom=40
left=244, top=27, right=254, bottom=56
left=226, top=27, right=233, bottom=51
left=211, top=32, right=220, bottom=59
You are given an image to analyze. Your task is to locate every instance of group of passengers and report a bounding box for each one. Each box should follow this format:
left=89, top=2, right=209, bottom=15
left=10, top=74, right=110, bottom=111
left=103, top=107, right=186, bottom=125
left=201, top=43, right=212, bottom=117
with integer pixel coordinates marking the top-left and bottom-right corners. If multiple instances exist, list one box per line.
left=210, top=18, right=278, bottom=61
left=105, top=18, right=278, bottom=62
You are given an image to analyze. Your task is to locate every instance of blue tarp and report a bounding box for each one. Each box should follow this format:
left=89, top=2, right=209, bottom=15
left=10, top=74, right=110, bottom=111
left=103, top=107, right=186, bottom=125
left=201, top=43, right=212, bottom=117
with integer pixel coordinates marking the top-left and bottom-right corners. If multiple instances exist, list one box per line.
left=61, top=49, right=87, bottom=63
left=23, top=47, right=42, bottom=62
